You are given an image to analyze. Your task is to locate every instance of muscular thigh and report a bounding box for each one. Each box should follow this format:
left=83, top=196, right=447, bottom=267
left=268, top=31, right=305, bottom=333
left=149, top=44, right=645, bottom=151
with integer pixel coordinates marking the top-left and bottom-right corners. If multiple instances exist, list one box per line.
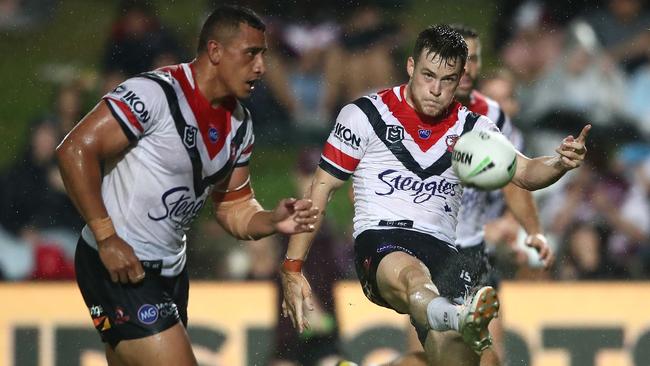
left=113, top=323, right=196, bottom=366
left=354, top=229, right=467, bottom=312
left=376, top=251, right=434, bottom=313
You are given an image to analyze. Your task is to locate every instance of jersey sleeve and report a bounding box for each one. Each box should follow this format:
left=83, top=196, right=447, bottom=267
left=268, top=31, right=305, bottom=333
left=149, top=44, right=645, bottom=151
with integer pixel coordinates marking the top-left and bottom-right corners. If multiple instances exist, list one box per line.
left=103, top=77, right=166, bottom=141
left=472, top=113, right=500, bottom=134
left=235, top=107, right=255, bottom=167
left=318, top=103, right=371, bottom=180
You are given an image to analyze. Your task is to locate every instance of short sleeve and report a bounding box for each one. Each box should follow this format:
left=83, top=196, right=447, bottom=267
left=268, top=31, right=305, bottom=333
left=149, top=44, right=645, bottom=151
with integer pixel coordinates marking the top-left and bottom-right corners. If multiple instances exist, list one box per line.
left=103, top=77, right=166, bottom=141
left=472, top=114, right=500, bottom=134
left=318, top=103, right=371, bottom=180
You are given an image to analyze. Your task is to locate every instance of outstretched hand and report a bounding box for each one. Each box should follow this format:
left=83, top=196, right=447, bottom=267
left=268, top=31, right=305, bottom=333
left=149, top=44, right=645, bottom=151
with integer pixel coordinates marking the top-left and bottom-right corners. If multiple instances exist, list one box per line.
left=555, top=124, right=591, bottom=170
left=272, top=198, right=319, bottom=235
left=280, top=267, right=315, bottom=333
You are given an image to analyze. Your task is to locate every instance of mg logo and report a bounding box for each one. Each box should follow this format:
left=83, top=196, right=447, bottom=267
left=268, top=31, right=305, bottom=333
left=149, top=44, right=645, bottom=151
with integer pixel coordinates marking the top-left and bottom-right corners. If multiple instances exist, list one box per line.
left=137, top=304, right=159, bottom=325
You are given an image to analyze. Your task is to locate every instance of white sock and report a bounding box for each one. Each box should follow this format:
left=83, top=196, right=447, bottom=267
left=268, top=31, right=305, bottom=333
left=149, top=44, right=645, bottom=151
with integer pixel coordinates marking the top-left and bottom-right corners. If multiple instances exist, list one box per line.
left=427, top=297, right=460, bottom=331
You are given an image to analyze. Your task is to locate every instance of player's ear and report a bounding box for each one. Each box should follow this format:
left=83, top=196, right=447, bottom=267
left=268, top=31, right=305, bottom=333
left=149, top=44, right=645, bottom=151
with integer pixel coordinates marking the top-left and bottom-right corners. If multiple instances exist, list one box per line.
left=407, top=56, right=415, bottom=78
left=206, top=40, right=223, bottom=65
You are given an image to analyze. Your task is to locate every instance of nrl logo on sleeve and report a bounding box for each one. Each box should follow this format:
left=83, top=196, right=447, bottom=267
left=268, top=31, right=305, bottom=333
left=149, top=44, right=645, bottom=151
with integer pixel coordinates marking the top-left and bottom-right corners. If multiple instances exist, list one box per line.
left=386, top=125, right=404, bottom=144
left=183, top=126, right=198, bottom=148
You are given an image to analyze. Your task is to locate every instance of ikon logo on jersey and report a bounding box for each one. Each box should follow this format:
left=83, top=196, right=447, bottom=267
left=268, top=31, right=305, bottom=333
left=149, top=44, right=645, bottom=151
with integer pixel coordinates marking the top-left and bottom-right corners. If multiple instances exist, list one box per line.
left=333, top=122, right=361, bottom=149
left=418, top=129, right=431, bottom=140
left=376, top=169, right=460, bottom=204
left=120, top=89, right=151, bottom=123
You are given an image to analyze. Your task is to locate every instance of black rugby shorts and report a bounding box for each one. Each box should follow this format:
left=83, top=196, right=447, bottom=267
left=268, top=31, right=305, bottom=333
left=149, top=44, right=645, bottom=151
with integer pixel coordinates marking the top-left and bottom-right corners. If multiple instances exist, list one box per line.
left=75, top=237, right=189, bottom=348
left=354, top=228, right=471, bottom=311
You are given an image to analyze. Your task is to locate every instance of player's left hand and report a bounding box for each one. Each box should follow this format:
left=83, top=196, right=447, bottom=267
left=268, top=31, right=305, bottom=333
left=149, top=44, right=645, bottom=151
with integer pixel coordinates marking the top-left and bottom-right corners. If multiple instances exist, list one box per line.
left=524, top=233, right=555, bottom=269
left=555, top=124, right=591, bottom=170
left=280, top=267, right=314, bottom=333
left=272, top=198, right=319, bottom=235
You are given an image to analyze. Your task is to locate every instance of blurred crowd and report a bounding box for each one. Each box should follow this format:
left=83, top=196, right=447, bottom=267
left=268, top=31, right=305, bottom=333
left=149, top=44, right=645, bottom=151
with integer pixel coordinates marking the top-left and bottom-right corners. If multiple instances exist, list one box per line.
left=1, top=0, right=649, bottom=288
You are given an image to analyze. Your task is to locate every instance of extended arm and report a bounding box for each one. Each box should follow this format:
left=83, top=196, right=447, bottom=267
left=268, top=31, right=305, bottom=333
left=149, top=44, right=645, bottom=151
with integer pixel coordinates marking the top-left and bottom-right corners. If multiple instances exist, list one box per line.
left=280, top=167, right=346, bottom=332
left=511, top=125, right=591, bottom=191
left=502, top=183, right=553, bottom=267
left=212, top=166, right=318, bottom=240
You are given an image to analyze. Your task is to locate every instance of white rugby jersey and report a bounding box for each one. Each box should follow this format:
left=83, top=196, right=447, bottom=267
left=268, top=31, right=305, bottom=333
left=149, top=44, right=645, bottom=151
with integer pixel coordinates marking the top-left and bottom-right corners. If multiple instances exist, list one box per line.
left=81, top=62, right=255, bottom=276
left=319, top=85, right=498, bottom=245
left=455, top=90, right=524, bottom=248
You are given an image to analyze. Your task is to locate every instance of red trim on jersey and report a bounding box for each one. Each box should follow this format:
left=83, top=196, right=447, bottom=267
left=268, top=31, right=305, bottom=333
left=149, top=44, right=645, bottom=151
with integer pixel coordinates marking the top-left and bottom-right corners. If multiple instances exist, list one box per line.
left=162, top=63, right=237, bottom=160
left=107, top=97, right=144, bottom=133
left=379, top=85, right=461, bottom=152
left=242, top=144, right=254, bottom=154
left=469, top=90, right=489, bottom=116
left=322, top=142, right=360, bottom=172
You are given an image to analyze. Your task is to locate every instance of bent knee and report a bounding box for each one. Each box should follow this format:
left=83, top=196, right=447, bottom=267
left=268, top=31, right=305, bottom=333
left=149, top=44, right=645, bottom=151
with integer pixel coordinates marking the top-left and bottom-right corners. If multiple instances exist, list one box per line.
left=398, top=263, right=437, bottom=294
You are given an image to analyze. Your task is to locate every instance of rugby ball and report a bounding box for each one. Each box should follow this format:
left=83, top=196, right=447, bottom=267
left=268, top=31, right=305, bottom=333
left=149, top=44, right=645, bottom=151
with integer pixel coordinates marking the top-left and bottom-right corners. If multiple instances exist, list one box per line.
left=451, top=130, right=517, bottom=190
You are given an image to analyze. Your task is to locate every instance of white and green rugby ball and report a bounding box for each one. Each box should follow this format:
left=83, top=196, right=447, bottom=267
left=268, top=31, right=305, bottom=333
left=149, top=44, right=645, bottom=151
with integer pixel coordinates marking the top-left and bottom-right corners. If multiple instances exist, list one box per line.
left=451, top=130, right=517, bottom=190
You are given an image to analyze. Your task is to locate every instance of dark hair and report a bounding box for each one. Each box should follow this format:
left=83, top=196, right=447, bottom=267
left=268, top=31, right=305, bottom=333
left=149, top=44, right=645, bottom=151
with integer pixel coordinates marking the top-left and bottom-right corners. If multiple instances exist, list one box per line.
left=449, top=23, right=479, bottom=40
left=412, top=24, right=468, bottom=70
left=197, top=5, right=265, bottom=53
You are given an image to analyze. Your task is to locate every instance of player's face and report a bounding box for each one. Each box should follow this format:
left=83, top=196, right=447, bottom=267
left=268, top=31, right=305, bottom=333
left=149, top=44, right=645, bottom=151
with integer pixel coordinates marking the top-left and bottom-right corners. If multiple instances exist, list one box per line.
left=456, top=37, right=481, bottom=99
left=219, top=24, right=267, bottom=99
left=406, top=50, right=463, bottom=118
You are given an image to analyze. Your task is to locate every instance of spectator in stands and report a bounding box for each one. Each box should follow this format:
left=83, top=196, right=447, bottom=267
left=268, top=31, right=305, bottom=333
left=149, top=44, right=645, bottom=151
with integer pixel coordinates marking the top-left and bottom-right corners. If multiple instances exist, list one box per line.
left=555, top=222, right=629, bottom=280
left=517, top=21, right=626, bottom=127
left=101, top=0, right=185, bottom=93
left=582, top=0, right=650, bottom=74
left=0, top=118, right=80, bottom=280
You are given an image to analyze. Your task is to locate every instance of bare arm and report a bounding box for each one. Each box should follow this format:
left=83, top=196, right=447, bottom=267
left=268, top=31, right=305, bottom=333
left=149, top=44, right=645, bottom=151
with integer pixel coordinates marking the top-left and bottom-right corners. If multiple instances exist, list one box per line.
left=511, top=125, right=591, bottom=191
left=56, top=102, right=130, bottom=221
left=285, top=167, right=346, bottom=260
left=502, top=183, right=554, bottom=267
left=56, top=102, right=145, bottom=283
left=280, top=167, right=346, bottom=332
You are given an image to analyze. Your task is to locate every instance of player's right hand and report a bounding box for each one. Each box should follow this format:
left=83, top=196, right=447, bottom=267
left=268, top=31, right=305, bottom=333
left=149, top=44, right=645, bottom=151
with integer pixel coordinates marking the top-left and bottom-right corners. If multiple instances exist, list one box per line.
left=280, top=268, right=314, bottom=333
left=97, top=235, right=146, bottom=284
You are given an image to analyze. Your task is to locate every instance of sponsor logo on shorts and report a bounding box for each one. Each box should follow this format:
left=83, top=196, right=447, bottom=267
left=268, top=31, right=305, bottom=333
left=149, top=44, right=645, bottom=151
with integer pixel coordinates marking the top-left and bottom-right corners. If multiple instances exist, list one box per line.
left=155, top=302, right=179, bottom=319
left=93, top=316, right=112, bottom=331
left=115, top=307, right=130, bottom=324
left=89, top=305, right=104, bottom=317
left=376, top=244, right=413, bottom=256
left=137, top=304, right=159, bottom=325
